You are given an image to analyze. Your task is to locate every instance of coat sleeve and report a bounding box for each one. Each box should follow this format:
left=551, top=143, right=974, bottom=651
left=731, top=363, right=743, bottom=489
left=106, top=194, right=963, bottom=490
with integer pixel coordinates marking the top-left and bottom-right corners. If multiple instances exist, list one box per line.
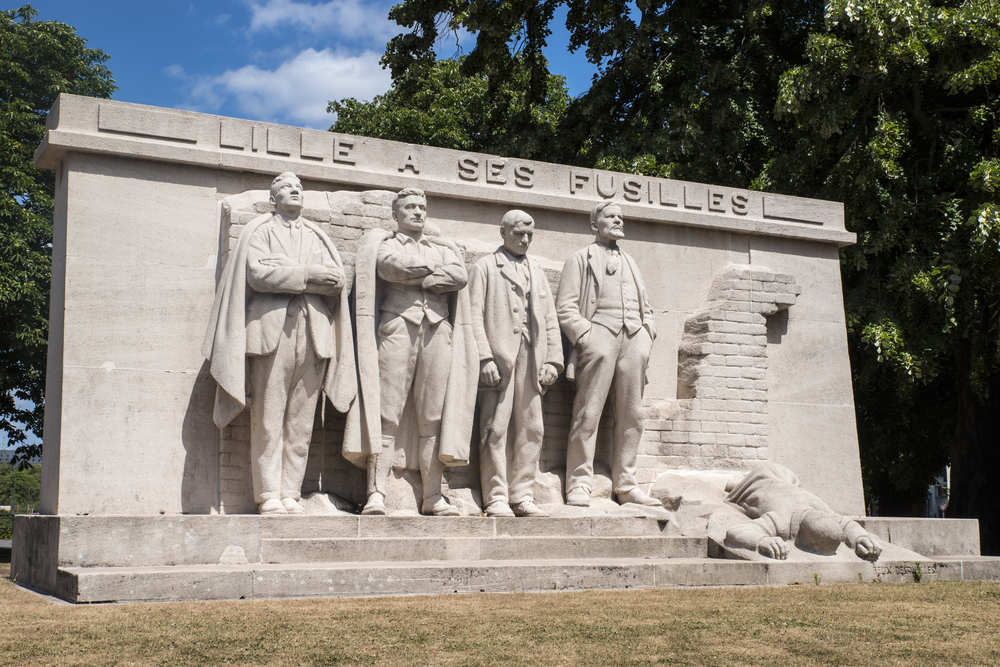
left=246, top=227, right=311, bottom=294
left=556, top=250, right=591, bottom=346
left=469, top=259, right=493, bottom=365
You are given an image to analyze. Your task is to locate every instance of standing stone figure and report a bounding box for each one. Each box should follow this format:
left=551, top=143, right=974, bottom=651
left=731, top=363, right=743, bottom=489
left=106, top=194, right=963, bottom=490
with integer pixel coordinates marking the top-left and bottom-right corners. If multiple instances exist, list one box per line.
left=203, top=172, right=356, bottom=515
left=557, top=202, right=660, bottom=507
left=470, top=210, right=563, bottom=517
left=345, top=188, right=478, bottom=516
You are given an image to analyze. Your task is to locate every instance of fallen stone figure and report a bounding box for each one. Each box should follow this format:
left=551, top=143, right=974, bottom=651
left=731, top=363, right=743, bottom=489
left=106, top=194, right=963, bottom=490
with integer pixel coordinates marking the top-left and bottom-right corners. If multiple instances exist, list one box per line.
left=723, top=462, right=882, bottom=562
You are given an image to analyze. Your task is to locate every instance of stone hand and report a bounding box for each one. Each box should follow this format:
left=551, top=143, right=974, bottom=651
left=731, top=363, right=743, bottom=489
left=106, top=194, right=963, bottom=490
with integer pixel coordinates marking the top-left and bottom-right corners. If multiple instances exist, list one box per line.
left=308, top=264, right=343, bottom=286
left=538, top=363, right=559, bottom=386
left=757, top=536, right=788, bottom=560
left=854, top=536, right=881, bottom=562
left=480, top=360, right=501, bottom=387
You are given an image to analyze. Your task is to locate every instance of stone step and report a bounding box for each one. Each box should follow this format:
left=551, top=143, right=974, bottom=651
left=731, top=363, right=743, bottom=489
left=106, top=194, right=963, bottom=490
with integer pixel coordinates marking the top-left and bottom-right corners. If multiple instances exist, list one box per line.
left=260, top=536, right=705, bottom=564
left=56, top=555, right=1000, bottom=603
left=261, top=514, right=674, bottom=540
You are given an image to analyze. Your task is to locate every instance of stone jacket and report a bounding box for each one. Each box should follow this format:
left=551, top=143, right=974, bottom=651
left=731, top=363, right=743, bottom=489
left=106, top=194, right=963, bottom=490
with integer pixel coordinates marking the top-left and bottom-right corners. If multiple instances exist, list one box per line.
left=245, top=217, right=342, bottom=358
left=202, top=212, right=356, bottom=429
left=469, top=248, right=564, bottom=394
left=556, top=242, right=656, bottom=380
left=556, top=242, right=656, bottom=346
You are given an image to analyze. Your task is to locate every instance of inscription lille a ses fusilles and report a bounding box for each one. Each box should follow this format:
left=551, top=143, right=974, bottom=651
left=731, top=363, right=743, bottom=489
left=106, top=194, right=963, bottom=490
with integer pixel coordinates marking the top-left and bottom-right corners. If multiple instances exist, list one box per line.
left=217, top=119, right=755, bottom=218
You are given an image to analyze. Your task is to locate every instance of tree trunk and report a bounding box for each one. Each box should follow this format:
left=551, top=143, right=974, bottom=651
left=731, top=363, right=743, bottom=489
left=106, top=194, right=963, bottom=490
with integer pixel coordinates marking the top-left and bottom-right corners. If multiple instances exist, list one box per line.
left=950, top=342, right=1000, bottom=556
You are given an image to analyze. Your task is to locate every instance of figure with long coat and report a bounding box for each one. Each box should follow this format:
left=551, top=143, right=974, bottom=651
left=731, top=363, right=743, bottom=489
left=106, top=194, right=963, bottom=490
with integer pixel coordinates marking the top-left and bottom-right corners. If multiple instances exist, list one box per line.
left=557, top=201, right=660, bottom=508
left=203, top=172, right=356, bottom=515
left=344, top=188, right=478, bottom=516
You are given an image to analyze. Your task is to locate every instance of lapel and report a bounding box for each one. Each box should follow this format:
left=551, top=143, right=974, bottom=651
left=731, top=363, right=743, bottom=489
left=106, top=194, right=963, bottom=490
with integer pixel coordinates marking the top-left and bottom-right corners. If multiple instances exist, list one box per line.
left=587, top=243, right=604, bottom=290
left=496, top=249, right=523, bottom=292
left=268, top=215, right=296, bottom=258
left=622, top=251, right=646, bottom=303
left=527, top=256, right=546, bottom=336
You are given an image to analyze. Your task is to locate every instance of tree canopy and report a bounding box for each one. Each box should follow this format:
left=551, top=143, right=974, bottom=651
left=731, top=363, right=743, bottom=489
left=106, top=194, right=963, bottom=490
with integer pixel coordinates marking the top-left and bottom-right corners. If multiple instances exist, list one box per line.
left=0, top=5, right=116, bottom=464
left=333, top=0, right=1000, bottom=552
left=330, top=55, right=571, bottom=160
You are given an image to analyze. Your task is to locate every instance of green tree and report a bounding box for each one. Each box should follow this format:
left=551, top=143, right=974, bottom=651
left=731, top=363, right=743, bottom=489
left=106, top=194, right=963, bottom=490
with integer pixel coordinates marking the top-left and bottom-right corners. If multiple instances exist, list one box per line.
left=330, top=55, right=570, bottom=160
left=772, top=0, right=1000, bottom=547
left=0, top=5, right=116, bottom=464
left=0, top=462, right=41, bottom=538
left=378, top=0, right=826, bottom=179
left=342, top=0, right=1000, bottom=552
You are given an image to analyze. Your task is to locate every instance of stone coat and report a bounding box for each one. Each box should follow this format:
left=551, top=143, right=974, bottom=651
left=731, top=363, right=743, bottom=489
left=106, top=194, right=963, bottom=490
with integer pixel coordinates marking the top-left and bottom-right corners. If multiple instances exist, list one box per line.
left=202, top=212, right=356, bottom=429
left=556, top=242, right=656, bottom=379
left=470, top=248, right=564, bottom=394
left=343, top=228, right=479, bottom=469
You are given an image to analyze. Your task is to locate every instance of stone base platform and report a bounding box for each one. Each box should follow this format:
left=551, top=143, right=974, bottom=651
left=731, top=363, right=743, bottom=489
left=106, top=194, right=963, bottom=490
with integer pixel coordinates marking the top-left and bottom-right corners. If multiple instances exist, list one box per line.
left=12, top=515, right=1000, bottom=603
left=49, top=556, right=1000, bottom=603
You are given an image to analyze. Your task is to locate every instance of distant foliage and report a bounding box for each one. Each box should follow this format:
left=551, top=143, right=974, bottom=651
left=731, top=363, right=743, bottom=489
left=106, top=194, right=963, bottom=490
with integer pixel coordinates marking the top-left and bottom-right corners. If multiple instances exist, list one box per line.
left=0, top=5, right=116, bottom=464
left=330, top=56, right=571, bottom=161
left=0, top=463, right=41, bottom=538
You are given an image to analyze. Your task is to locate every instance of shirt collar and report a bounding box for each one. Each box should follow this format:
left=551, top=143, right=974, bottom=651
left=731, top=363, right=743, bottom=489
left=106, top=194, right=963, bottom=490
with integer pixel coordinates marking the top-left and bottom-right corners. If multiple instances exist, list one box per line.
left=395, top=232, right=431, bottom=247
left=500, top=247, right=527, bottom=263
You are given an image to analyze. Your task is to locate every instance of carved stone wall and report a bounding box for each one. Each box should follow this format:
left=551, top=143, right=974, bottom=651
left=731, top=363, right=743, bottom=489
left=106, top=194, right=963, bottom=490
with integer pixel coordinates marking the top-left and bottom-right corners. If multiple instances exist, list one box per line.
left=638, top=265, right=801, bottom=475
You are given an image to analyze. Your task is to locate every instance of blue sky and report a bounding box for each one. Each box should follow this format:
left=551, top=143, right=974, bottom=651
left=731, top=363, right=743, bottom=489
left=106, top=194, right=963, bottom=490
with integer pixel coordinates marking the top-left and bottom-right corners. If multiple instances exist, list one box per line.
left=26, top=0, right=597, bottom=130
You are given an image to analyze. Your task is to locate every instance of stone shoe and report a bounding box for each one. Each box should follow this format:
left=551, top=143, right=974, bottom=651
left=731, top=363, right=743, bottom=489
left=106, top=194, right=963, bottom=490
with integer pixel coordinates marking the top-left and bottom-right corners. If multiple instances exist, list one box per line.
left=511, top=500, right=549, bottom=518
left=485, top=501, right=515, bottom=517
left=616, top=488, right=662, bottom=507
left=565, top=488, right=590, bottom=507
left=259, top=498, right=287, bottom=515
left=361, top=492, right=388, bottom=516
left=281, top=498, right=305, bottom=514
left=422, top=495, right=460, bottom=516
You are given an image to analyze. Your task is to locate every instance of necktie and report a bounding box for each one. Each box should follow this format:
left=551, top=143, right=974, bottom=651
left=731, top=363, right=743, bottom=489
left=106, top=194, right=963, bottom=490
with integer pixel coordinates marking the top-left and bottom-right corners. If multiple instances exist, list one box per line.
left=606, top=248, right=620, bottom=275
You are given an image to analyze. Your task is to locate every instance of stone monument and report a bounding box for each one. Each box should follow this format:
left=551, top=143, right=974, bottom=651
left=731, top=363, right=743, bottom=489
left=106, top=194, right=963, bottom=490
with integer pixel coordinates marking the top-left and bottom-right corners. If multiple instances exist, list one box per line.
left=10, top=94, right=997, bottom=602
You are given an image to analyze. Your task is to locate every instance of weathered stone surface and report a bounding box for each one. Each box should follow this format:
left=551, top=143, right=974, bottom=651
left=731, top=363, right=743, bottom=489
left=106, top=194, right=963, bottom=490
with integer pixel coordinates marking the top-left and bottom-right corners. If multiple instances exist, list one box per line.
left=858, top=518, right=981, bottom=557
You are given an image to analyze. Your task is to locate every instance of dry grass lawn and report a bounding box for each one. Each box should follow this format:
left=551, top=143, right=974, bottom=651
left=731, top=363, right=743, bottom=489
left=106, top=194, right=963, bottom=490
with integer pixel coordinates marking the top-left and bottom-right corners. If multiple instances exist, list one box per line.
left=1, top=562, right=998, bottom=666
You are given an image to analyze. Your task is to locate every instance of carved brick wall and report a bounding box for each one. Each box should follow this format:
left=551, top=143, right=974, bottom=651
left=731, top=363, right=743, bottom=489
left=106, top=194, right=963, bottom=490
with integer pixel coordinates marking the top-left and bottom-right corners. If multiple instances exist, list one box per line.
left=638, top=265, right=800, bottom=476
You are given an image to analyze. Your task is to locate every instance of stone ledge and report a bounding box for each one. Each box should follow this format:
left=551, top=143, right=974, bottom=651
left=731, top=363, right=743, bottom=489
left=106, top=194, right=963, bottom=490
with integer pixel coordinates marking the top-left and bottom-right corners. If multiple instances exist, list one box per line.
left=47, top=556, right=1000, bottom=603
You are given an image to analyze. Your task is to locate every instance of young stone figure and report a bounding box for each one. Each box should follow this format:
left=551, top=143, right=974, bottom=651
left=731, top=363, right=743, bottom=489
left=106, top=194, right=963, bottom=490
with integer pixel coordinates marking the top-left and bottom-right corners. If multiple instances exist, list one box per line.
left=724, top=462, right=882, bottom=561
left=557, top=202, right=660, bottom=508
left=345, top=188, right=478, bottom=516
left=203, top=172, right=356, bottom=515
left=470, top=210, right=563, bottom=517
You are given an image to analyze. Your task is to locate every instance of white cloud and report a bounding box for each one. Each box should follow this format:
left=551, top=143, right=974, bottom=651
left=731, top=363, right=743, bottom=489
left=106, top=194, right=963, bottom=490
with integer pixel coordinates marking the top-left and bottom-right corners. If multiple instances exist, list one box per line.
left=175, top=48, right=391, bottom=129
left=245, top=0, right=397, bottom=43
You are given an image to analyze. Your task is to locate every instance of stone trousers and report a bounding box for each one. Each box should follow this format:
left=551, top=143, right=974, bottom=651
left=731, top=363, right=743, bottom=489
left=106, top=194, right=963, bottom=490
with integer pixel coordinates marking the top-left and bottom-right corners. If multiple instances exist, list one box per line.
left=565, top=324, right=653, bottom=496
left=248, top=302, right=326, bottom=504
left=371, top=314, right=453, bottom=498
left=478, top=337, right=543, bottom=507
